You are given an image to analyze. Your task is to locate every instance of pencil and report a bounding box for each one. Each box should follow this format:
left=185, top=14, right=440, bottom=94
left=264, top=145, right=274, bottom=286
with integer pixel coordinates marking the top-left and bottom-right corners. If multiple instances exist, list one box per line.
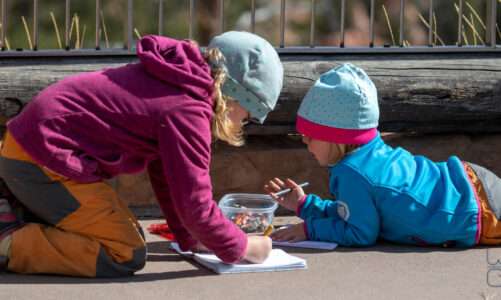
left=274, top=182, right=309, bottom=197
left=263, top=224, right=274, bottom=236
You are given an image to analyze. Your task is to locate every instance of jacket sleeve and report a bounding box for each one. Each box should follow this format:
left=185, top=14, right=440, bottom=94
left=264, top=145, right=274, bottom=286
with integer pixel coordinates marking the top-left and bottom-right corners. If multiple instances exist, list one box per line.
left=303, top=169, right=380, bottom=246
left=153, top=102, right=247, bottom=263
left=147, top=159, right=197, bottom=249
left=297, top=194, right=338, bottom=219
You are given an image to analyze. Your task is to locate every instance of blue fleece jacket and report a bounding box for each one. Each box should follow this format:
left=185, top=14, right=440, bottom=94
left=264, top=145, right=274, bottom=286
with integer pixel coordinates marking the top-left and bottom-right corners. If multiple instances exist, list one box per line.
left=298, top=133, right=481, bottom=247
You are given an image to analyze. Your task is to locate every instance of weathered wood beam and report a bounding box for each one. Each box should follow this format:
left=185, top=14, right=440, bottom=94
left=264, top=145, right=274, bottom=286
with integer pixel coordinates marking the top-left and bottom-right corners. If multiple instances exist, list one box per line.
left=0, top=53, right=500, bottom=134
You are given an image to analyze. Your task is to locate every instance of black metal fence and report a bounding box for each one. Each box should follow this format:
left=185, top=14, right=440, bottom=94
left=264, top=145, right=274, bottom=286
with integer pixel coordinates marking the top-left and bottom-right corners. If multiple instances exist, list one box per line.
left=0, top=0, right=499, bottom=57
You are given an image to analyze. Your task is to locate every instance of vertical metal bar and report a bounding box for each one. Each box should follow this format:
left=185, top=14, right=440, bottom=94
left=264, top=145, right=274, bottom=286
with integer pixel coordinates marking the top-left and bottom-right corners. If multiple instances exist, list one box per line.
left=399, top=0, right=405, bottom=47
left=65, top=0, right=71, bottom=50
left=219, top=0, right=224, bottom=34
left=491, top=0, right=497, bottom=48
left=340, top=0, right=345, bottom=47
left=310, top=0, right=315, bottom=47
left=33, top=0, right=39, bottom=50
left=280, top=0, right=285, bottom=48
left=428, top=0, right=433, bottom=46
left=95, top=0, right=100, bottom=49
left=457, top=0, right=463, bottom=46
left=189, top=0, right=195, bottom=39
left=486, top=0, right=497, bottom=47
left=158, top=0, right=163, bottom=35
left=486, top=0, right=492, bottom=45
left=125, top=0, right=133, bottom=50
left=251, top=0, right=256, bottom=33
left=369, top=0, right=375, bottom=47
left=1, top=0, right=6, bottom=50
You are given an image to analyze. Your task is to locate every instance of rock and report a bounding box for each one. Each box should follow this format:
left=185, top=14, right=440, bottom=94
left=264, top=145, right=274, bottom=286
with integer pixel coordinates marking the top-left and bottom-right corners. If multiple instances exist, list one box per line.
left=112, top=133, right=501, bottom=217
left=114, top=135, right=329, bottom=217
left=384, top=133, right=501, bottom=176
left=1, top=133, right=499, bottom=217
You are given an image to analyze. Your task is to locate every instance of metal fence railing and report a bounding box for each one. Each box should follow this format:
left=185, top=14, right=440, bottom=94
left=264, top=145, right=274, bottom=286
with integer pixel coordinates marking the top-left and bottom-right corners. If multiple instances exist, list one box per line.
left=0, top=0, right=499, bottom=57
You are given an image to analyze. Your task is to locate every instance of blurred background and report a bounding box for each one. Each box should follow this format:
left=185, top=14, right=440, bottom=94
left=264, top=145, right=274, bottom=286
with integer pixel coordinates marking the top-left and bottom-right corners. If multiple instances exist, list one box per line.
left=1, top=0, right=500, bottom=50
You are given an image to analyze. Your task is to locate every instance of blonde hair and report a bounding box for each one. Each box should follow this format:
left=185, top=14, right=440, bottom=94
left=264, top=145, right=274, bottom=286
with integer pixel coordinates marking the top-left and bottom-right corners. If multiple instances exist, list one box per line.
left=203, top=47, right=245, bottom=147
left=329, top=143, right=360, bottom=165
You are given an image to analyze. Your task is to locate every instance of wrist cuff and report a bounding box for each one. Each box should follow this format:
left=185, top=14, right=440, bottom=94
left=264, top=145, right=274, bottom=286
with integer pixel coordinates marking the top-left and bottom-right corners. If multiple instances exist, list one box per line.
left=296, top=194, right=308, bottom=217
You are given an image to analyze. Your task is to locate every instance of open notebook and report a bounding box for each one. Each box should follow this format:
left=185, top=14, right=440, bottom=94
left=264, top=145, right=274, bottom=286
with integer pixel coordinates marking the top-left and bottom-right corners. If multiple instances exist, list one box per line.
left=170, top=243, right=307, bottom=274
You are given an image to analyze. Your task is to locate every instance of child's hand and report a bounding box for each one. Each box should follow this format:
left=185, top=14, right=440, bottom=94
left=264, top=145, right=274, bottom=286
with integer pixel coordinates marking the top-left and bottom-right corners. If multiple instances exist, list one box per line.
left=270, top=223, right=307, bottom=243
left=264, top=178, right=305, bottom=212
left=243, top=235, right=272, bottom=264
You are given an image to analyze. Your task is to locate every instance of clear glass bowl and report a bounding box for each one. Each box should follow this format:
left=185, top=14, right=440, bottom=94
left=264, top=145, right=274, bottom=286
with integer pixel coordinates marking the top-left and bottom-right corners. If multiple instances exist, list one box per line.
left=219, top=193, right=278, bottom=234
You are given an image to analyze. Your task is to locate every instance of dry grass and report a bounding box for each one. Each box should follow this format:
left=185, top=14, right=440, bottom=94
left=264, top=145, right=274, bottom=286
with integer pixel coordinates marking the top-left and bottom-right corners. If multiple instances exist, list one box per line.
left=21, top=16, right=33, bottom=50
left=381, top=4, right=395, bottom=46
left=371, top=1, right=496, bottom=47
left=466, top=1, right=486, bottom=30
left=50, top=12, right=63, bottom=49
left=80, top=25, right=86, bottom=48
left=471, top=14, right=477, bottom=45
left=74, top=14, right=80, bottom=49
left=134, top=28, right=142, bottom=40
left=0, top=23, right=10, bottom=50
left=417, top=12, right=445, bottom=46
left=58, top=13, right=88, bottom=49
left=454, top=3, right=485, bottom=45
left=433, top=13, right=438, bottom=44
left=100, top=10, right=110, bottom=48
left=2, top=2, right=500, bottom=50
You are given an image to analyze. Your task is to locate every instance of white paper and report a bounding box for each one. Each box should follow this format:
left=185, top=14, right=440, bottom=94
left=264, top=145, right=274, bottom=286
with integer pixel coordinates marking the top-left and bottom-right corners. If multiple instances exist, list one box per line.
left=272, top=240, right=338, bottom=250
left=170, top=242, right=307, bottom=274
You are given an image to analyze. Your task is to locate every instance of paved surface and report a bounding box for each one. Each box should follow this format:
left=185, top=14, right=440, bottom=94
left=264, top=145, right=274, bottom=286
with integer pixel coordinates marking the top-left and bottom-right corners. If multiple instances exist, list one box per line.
left=0, top=217, right=500, bottom=300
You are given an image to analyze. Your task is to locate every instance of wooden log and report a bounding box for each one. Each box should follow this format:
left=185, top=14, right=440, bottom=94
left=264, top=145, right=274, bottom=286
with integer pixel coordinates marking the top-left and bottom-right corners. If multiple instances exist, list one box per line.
left=0, top=53, right=500, bottom=134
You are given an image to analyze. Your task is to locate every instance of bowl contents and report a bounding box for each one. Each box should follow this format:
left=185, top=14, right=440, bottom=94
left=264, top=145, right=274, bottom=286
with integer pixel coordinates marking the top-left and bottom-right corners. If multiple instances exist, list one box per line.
left=219, top=194, right=278, bottom=234
left=231, top=211, right=270, bottom=233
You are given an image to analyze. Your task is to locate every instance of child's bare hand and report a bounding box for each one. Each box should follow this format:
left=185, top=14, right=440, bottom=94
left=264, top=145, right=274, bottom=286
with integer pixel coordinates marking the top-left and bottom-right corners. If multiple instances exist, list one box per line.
left=270, top=223, right=307, bottom=243
left=243, top=236, right=272, bottom=264
left=264, top=178, right=305, bottom=212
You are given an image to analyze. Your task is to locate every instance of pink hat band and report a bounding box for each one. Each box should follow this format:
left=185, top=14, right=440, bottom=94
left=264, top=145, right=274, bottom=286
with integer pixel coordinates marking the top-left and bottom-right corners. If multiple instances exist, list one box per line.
left=296, top=116, right=377, bottom=145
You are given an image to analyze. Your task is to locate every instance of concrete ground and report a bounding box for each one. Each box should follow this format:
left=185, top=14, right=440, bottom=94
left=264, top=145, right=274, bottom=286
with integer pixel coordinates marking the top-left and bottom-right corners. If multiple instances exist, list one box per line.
left=0, top=217, right=500, bottom=300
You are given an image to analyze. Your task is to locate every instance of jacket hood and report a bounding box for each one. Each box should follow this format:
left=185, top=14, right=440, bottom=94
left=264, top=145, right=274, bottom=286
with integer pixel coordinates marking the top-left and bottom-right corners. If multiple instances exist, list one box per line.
left=137, top=35, right=214, bottom=101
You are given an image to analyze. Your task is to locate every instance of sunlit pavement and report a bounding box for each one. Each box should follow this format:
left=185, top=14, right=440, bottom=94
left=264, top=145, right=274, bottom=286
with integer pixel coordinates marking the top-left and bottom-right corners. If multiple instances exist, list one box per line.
left=0, top=217, right=499, bottom=300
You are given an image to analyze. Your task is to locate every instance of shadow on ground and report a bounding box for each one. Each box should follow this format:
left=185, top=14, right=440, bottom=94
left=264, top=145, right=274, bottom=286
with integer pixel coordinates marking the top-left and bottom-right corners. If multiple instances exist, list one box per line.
left=0, top=239, right=493, bottom=284
left=0, top=241, right=214, bottom=284
left=274, top=240, right=480, bottom=255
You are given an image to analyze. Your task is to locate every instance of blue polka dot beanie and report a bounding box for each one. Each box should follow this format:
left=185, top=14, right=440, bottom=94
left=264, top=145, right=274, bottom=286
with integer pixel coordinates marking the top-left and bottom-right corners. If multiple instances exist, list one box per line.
left=296, top=63, right=379, bottom=144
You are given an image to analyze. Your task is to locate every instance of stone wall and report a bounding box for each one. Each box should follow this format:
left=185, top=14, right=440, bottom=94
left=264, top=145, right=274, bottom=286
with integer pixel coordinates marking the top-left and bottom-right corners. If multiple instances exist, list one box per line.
left=112, top=133, right=501, bottom=217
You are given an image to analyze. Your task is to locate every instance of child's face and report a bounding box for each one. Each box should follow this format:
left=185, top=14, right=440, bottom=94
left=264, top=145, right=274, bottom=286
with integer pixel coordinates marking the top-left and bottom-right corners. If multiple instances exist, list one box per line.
left=227, top=100, right=250, bottom=125
left=302, top=135, right=345, bottom=166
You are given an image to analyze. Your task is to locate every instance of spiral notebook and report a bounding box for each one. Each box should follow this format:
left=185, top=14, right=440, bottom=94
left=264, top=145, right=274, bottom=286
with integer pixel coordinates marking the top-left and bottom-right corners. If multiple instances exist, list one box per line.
left=170, top=242, right=307, bottom=274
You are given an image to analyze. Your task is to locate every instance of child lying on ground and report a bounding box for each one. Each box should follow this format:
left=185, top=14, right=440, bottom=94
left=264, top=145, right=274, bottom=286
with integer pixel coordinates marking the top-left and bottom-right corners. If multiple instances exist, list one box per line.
left=265, top=63, right=501, bottom=248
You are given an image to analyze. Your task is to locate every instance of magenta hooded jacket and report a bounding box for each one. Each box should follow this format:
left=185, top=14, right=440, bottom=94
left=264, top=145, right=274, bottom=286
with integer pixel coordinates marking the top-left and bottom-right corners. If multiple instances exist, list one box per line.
left=7, top=35, right=247, bottom=263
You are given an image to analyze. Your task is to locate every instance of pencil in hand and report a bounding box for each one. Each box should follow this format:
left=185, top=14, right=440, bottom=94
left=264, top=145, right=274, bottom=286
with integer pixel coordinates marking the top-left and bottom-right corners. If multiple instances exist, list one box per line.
left=274, top=182, right=310, bottom=197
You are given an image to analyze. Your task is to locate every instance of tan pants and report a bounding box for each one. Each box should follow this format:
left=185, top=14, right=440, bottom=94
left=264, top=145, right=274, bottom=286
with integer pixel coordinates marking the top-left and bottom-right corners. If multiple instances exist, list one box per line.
left=0, top=131, right=146, bottom=277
